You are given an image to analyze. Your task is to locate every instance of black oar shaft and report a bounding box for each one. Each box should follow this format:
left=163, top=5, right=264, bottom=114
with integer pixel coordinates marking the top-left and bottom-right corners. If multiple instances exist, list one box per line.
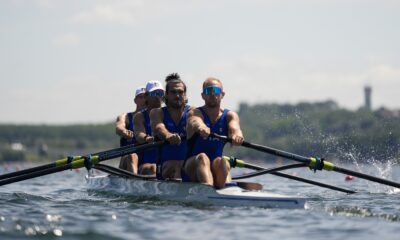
left=215, top=133, right=400, bottom=190
left=0, top=141, right=154, bottom=183
left=333, top=166, right=400, bottom=189
left=270, top=172, right=356, bottom=194
left=241, top=141, right=310, bottom=163
left=0, top=163, right=55, bottom=180
left=242, top=162, right=356, bottom=194
left=0, top=164, right=71, bottom=186
left=0, top=141, right=163, bottom=186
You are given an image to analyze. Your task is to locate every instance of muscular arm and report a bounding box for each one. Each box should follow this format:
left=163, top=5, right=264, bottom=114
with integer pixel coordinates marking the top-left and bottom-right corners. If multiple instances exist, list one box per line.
left=150, top=108, right=168, bottom=140
left=150, top=108, right=181, bottom=144
left=133, top=112, right=152, bottom=143
left=226, top=111, right=244, bottom=146
left=115, top=113, right=134, bottom=139
left=186, top=108, right=209, bottom=139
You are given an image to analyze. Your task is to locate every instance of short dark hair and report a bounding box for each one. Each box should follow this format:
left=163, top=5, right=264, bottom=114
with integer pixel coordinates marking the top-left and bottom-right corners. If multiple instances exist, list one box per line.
left=165, top=73, right=187, bottom=93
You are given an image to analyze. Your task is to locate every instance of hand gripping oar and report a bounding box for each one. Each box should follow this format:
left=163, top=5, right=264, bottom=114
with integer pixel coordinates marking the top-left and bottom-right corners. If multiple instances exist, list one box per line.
left=0, top=141, right=163, bottom=186
left=212, top=133, right=400, bottom=189
left=224, top=156, right=356, bottom=194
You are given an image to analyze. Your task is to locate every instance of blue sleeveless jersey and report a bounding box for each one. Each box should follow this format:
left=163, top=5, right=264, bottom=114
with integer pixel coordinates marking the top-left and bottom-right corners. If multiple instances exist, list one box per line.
left=188, top=108, right=229, bottom=162
left=160, top=105, right=190, bottom=164
left=140, top=109, right=158, bottom=165
left=120, top=112, right=137, bottom=147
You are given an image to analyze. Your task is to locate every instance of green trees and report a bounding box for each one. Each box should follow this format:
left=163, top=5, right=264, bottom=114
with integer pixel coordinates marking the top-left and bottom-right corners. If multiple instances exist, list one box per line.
left=227, top=101, right=400, bottom=162
left=1, top=101, right=399, bottom=163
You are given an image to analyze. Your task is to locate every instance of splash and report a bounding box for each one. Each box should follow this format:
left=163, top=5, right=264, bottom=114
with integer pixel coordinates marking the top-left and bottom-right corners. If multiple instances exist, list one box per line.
left=346, top=153, right=397, bottom=193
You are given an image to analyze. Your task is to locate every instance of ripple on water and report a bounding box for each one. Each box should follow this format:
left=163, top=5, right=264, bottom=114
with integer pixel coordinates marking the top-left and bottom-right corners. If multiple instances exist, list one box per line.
left=1, top=164, right=400, bottom=239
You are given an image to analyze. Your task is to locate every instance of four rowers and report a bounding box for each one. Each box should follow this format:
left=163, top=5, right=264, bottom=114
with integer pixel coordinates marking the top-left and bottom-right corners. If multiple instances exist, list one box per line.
left=117, top=75, right=244, bottom=189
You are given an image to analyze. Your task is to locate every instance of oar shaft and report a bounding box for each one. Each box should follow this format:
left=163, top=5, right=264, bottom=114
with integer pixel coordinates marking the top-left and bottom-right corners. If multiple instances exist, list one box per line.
left=270, top=172, right=356, bottom=194
left=0, top=141, right=155, bottom=182
left=217, top=133, right=400, bottom=190
left=241, top=141, right=311, bottom=163
left=0, top=141, right=163, bottom=186
left=242, top=161, right=356, bottom=194
left=213, top=133, right=311, bottom=164
left=0, top=164, right=71, bottom=186
left=0, top=163, right=55, bottom=180
left=333, top=166, right=400, bottom=189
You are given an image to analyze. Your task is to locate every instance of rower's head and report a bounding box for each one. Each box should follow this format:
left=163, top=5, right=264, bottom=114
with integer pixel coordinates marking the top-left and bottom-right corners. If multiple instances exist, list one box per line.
left=145, top=80, right=164, bottom=109
left=165, top=73, right=187, bottom=109
left=134, top=86, right=146, bottom=110
left=201, top=77, right=225, bottom=108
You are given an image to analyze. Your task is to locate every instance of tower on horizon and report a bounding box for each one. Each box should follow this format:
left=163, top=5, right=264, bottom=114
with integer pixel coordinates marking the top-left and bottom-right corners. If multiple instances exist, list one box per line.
left=364, top=85, right=372, bottom=111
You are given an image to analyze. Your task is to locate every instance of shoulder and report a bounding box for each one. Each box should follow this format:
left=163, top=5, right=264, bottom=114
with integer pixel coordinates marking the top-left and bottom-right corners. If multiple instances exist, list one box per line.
left=116, top=112, right=127, bottom=121
left=188, top=107, right=203, bottom=118
left=226, top=110, right=239, bottom=121
left=133, top=111, right=144, bottom=121
left=149, top=108, right=163, bottom=119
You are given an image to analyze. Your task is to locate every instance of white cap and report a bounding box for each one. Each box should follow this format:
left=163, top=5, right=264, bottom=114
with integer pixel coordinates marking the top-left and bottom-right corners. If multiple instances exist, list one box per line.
left=145, top=80, right=164, bottom=93
left=134, top=86, right=146, bottom=97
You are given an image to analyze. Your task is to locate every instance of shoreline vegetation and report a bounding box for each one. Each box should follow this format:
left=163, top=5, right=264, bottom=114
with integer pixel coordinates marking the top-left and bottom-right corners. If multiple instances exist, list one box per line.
left=1, top=101, right=399, bottom=164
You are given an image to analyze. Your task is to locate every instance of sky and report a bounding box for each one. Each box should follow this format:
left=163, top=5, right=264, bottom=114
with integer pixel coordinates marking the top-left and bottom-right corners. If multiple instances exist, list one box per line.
left=1, top=0, right=399, bottom=124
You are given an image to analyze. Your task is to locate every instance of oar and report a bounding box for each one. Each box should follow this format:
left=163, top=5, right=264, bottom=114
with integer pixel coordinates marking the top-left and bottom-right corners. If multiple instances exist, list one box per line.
left=0, top=142, right=148, bottom=181
left=213, top=133, right=400, bottom=189
left=0, top=141, right=163, bottom=186
left=224, top=156, right=356, bottom=194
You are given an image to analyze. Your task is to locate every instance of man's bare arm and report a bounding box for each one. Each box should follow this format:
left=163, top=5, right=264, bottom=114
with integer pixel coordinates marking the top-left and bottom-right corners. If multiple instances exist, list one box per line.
left=150, top=108, right=181, bottom=144
left=116, top=113, right=134, bottom=139
left=133, top=112, right=153, bottom=143
left=227, top=111, right=244, bottom=146
left=187, top=109, right=209, bottom=139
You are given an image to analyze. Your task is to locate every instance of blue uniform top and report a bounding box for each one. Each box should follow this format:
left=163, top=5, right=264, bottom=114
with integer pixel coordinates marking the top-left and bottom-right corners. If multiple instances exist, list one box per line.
left=187, top=107, right=229, bottom=162
left=139, top=109, right=158, bottom=165
left=160, top=105, right=190, bottom=165
left=120, top=112, right=137, bottom=147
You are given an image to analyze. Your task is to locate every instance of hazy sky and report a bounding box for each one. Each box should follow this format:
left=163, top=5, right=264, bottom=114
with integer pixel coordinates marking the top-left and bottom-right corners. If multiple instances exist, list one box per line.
left=1, top=0, right=399, bottom=124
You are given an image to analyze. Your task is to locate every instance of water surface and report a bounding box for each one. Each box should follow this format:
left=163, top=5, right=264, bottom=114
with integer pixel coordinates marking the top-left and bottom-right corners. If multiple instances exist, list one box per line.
left=0, top=162, right=399, bottom=240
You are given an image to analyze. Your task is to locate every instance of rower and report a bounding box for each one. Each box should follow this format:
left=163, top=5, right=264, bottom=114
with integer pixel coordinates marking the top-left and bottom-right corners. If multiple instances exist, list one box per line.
left=134, top=80, right=164, bottom=175
left=116, top=86, right=146, bottom=174
left=183, top=77, right=244, bottom=189
left=151, top=73, right=192, bottom=179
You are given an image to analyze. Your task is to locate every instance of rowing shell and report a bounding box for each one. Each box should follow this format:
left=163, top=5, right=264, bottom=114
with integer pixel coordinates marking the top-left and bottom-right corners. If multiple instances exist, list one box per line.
left=86, top=174, right=307, bottom=209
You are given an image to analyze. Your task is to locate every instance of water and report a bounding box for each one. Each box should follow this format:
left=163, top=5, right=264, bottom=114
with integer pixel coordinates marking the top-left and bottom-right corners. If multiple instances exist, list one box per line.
left=0, top=162, right=399, bottom=240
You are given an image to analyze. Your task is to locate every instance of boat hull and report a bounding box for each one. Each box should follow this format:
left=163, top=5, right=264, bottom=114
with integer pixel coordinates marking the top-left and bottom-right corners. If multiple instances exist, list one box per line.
left=86, top=175, right=306, bottom=209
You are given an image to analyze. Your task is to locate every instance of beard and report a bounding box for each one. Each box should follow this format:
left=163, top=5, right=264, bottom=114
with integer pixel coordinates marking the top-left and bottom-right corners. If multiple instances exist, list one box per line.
left=168, top=98, right=185, bottom=109
left=205, top=100, right=219, bottom=108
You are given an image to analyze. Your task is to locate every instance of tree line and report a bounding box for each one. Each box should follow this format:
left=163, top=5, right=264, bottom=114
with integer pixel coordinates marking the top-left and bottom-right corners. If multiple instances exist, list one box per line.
left=1, top=100, right=399, bottom=163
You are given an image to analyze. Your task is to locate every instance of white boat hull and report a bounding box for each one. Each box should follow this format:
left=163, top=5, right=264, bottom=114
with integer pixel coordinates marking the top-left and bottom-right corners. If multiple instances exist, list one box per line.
left=86, top=175, right=306, bottom=209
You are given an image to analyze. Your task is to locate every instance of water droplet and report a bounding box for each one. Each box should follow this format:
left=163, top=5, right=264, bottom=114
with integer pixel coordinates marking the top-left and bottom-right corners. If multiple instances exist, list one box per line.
left=53, top=229, right=63, bottom=237
left=46, top=214, right=62, bottom=222
left=24, top=227, right=36, bottom=236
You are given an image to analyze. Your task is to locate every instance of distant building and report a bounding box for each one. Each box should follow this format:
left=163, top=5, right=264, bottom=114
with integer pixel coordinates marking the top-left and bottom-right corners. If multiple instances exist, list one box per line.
left=10, top=142, right=24, bottom=151
left=364, top=85, right=372, bottom=110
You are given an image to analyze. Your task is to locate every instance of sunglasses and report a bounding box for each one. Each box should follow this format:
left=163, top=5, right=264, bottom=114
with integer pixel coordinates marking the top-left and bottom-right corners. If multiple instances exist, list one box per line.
left=203, top=86, right=222, bottom=95
left=148, top=91, right=164, bottom=97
